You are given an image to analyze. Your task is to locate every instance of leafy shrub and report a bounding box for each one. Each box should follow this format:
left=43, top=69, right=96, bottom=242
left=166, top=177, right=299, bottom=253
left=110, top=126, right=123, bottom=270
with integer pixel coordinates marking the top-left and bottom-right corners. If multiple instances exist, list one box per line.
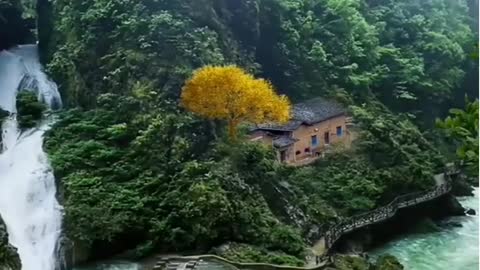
left=16, top=91, right=46, bottom=129
left=214, top=243, right=304, bottom=266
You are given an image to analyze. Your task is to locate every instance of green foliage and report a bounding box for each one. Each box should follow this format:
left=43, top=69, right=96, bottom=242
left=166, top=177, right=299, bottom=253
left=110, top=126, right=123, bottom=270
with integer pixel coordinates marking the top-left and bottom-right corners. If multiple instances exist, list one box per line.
left=214, top=243, right=304, bottom=266
left=41, top=0, right=477, bottom=125
left=16, top=91, right=46, bottom=129
left=325, top=254, right=404, bottom=270
left=0, top=0, right=33, bottom=50
left=437, top=99, right=479, bottom=176
left=351, top=103, right=445, bottom=197
left=327, top=255, right=370, bottom=270
left=44, top=95, right=448, bottom=263
left=40, top=0, right=255, bottom=107
left=45, top=94, right=306, bottom=260
left=38, top=0, right=477, bottom=265
left=290, top=154, right=384, bottom=216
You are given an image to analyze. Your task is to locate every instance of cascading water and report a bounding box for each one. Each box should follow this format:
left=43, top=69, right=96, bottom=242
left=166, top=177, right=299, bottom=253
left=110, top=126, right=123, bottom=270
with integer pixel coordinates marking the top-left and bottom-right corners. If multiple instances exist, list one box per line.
left=0, top=45, right=63, bottom=270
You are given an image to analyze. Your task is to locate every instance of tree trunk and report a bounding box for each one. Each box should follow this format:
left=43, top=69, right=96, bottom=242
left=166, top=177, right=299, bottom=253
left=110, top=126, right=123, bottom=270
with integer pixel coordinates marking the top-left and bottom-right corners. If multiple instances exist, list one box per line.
left=228, top=120, right=238, bottom=142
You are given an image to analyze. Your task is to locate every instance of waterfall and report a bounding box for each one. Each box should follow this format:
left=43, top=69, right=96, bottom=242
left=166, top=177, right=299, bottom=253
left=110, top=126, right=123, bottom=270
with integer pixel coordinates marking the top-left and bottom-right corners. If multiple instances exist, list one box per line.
left=0, top=45, right=63, bottom=270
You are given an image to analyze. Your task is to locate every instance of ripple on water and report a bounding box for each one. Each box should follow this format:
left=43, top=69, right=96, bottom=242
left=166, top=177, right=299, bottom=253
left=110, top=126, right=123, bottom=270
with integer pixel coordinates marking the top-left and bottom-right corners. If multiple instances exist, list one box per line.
left=371, top=189, right=479, bottom=270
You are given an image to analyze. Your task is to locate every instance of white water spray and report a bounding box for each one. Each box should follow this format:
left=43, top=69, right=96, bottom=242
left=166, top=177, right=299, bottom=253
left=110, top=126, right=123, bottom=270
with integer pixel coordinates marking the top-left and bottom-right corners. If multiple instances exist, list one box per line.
left=0, top=45, right=63, bottom=270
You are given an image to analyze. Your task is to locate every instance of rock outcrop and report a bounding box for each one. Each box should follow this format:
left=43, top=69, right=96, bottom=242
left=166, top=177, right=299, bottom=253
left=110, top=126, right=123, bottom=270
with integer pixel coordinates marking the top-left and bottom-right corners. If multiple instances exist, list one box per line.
left=0, top=216, right=21, bottom=270
left=466, top=208, right=476, bottom=215
left=451, top=174, right=475, bottom=196
left=373, top=255, right=404, bottom=270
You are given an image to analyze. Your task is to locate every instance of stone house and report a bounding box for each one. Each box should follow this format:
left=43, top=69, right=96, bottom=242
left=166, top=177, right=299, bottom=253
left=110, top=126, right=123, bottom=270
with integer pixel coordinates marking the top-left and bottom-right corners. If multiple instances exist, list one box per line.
left=249, top=97, right=352, bottom=165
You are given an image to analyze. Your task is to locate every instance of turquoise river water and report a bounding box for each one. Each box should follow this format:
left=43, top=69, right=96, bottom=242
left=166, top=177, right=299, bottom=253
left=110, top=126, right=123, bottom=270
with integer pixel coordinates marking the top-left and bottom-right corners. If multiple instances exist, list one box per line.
left=371, top=188, right=479, bottom=270
left=75, top=189, right=479, bottom=270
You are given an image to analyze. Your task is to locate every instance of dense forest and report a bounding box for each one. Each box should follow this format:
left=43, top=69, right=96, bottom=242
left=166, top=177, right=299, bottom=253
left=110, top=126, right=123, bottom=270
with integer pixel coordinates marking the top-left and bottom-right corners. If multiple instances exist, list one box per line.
left=0, top=0, right=478, bottom=268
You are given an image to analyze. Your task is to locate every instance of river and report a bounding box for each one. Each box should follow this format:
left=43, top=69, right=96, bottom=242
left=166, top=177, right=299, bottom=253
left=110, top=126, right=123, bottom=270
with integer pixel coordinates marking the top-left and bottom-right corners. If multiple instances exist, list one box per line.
left=371, top=188, right=479, bottom=270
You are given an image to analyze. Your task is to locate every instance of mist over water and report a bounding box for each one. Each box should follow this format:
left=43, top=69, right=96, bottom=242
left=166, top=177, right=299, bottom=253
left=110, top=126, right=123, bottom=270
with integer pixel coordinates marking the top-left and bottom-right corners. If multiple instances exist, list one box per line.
left=371, top=188, right=479, bottom=270
left=0, top=45, right=63, bottom=270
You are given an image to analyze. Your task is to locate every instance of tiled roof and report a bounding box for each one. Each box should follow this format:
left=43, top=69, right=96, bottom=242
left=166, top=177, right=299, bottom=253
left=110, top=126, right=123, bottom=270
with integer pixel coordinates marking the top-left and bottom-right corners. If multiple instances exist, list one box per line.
left=293, top=97, right=345, bottom=124
left=273, top=136, right=298, bottom=148
left=255, top=120, right=303, bottom=131
left=255, top=97, right=345, bottom=131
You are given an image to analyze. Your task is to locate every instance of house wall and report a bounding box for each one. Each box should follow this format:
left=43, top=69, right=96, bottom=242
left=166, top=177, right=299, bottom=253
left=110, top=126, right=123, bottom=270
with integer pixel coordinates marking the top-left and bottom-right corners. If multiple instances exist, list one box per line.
left=292, top=114, right=348, bottom=161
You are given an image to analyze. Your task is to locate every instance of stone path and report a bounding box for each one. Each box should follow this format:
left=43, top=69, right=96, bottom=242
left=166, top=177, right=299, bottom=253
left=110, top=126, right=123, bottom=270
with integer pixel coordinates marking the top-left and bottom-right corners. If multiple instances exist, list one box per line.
left=153, top=257, right=237, bottom=270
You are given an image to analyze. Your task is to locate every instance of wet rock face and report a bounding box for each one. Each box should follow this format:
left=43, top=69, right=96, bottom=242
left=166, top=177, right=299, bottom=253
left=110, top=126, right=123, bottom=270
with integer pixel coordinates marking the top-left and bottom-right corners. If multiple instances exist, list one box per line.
left=0, top=108, right=9, bottom=149
left=451, top=175, right=475, bottom=196
left=0, top=216, right=21, bottom=270
left=466, top=208, right=476, bottom=215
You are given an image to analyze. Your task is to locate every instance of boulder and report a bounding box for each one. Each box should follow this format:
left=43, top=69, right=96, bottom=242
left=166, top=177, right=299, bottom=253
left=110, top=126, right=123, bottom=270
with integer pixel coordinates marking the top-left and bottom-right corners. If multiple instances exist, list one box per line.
left=451, top=177, right=475, bottom=196
left=440, top=194, right=466, bottom=216
left=408, top=218, right=440, bottom=234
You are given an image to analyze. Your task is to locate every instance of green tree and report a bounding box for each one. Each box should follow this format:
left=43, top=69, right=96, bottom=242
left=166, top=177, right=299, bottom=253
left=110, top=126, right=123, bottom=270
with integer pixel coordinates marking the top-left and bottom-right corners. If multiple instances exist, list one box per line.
left=437, top=99, right=479, bottom=176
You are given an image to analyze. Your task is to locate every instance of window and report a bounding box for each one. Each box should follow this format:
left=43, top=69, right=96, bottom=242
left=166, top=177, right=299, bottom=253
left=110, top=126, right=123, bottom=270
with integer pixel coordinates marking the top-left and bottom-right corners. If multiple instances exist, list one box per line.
left=304, top=147, right=310, bottom=153
left=336, top=126, right=343, bottom=137
left=311, top=135, right=318, bottom=147
left=324, top=132, right=330, bottom=144
left=295, top=150, right=301, bottom=155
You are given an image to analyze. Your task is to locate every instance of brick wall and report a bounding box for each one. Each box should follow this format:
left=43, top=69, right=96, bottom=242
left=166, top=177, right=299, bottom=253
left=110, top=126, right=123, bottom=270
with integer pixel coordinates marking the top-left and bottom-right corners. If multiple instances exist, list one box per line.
left=292, top=115, right=348, bottom=161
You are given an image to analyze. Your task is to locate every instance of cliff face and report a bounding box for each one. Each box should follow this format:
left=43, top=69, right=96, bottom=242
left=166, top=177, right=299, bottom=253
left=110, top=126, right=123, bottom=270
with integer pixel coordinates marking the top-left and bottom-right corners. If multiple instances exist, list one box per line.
left=0, top=0, right=34, bottom=50
left=0, top=216, right=21, bottom=270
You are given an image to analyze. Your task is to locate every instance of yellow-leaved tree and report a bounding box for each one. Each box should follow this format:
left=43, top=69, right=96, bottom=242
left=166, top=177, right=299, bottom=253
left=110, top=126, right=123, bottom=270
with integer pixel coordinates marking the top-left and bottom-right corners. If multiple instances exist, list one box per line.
left=181, top=65, right=291, bottom=140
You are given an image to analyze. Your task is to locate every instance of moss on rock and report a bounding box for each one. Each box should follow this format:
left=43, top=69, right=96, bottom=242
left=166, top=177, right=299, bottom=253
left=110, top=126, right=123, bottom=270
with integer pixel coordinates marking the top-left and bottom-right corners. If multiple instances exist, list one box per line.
left=16, top=91, right=46, bottom=129
left=327, top=255, right=370, bottom=270
left=373, top=255, right=404, bottom=270
left=0, top=216, right=21, bottom=270
left=212, top=242, right=305, bottom=266
left=325, top=254, right=403, bottom=270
